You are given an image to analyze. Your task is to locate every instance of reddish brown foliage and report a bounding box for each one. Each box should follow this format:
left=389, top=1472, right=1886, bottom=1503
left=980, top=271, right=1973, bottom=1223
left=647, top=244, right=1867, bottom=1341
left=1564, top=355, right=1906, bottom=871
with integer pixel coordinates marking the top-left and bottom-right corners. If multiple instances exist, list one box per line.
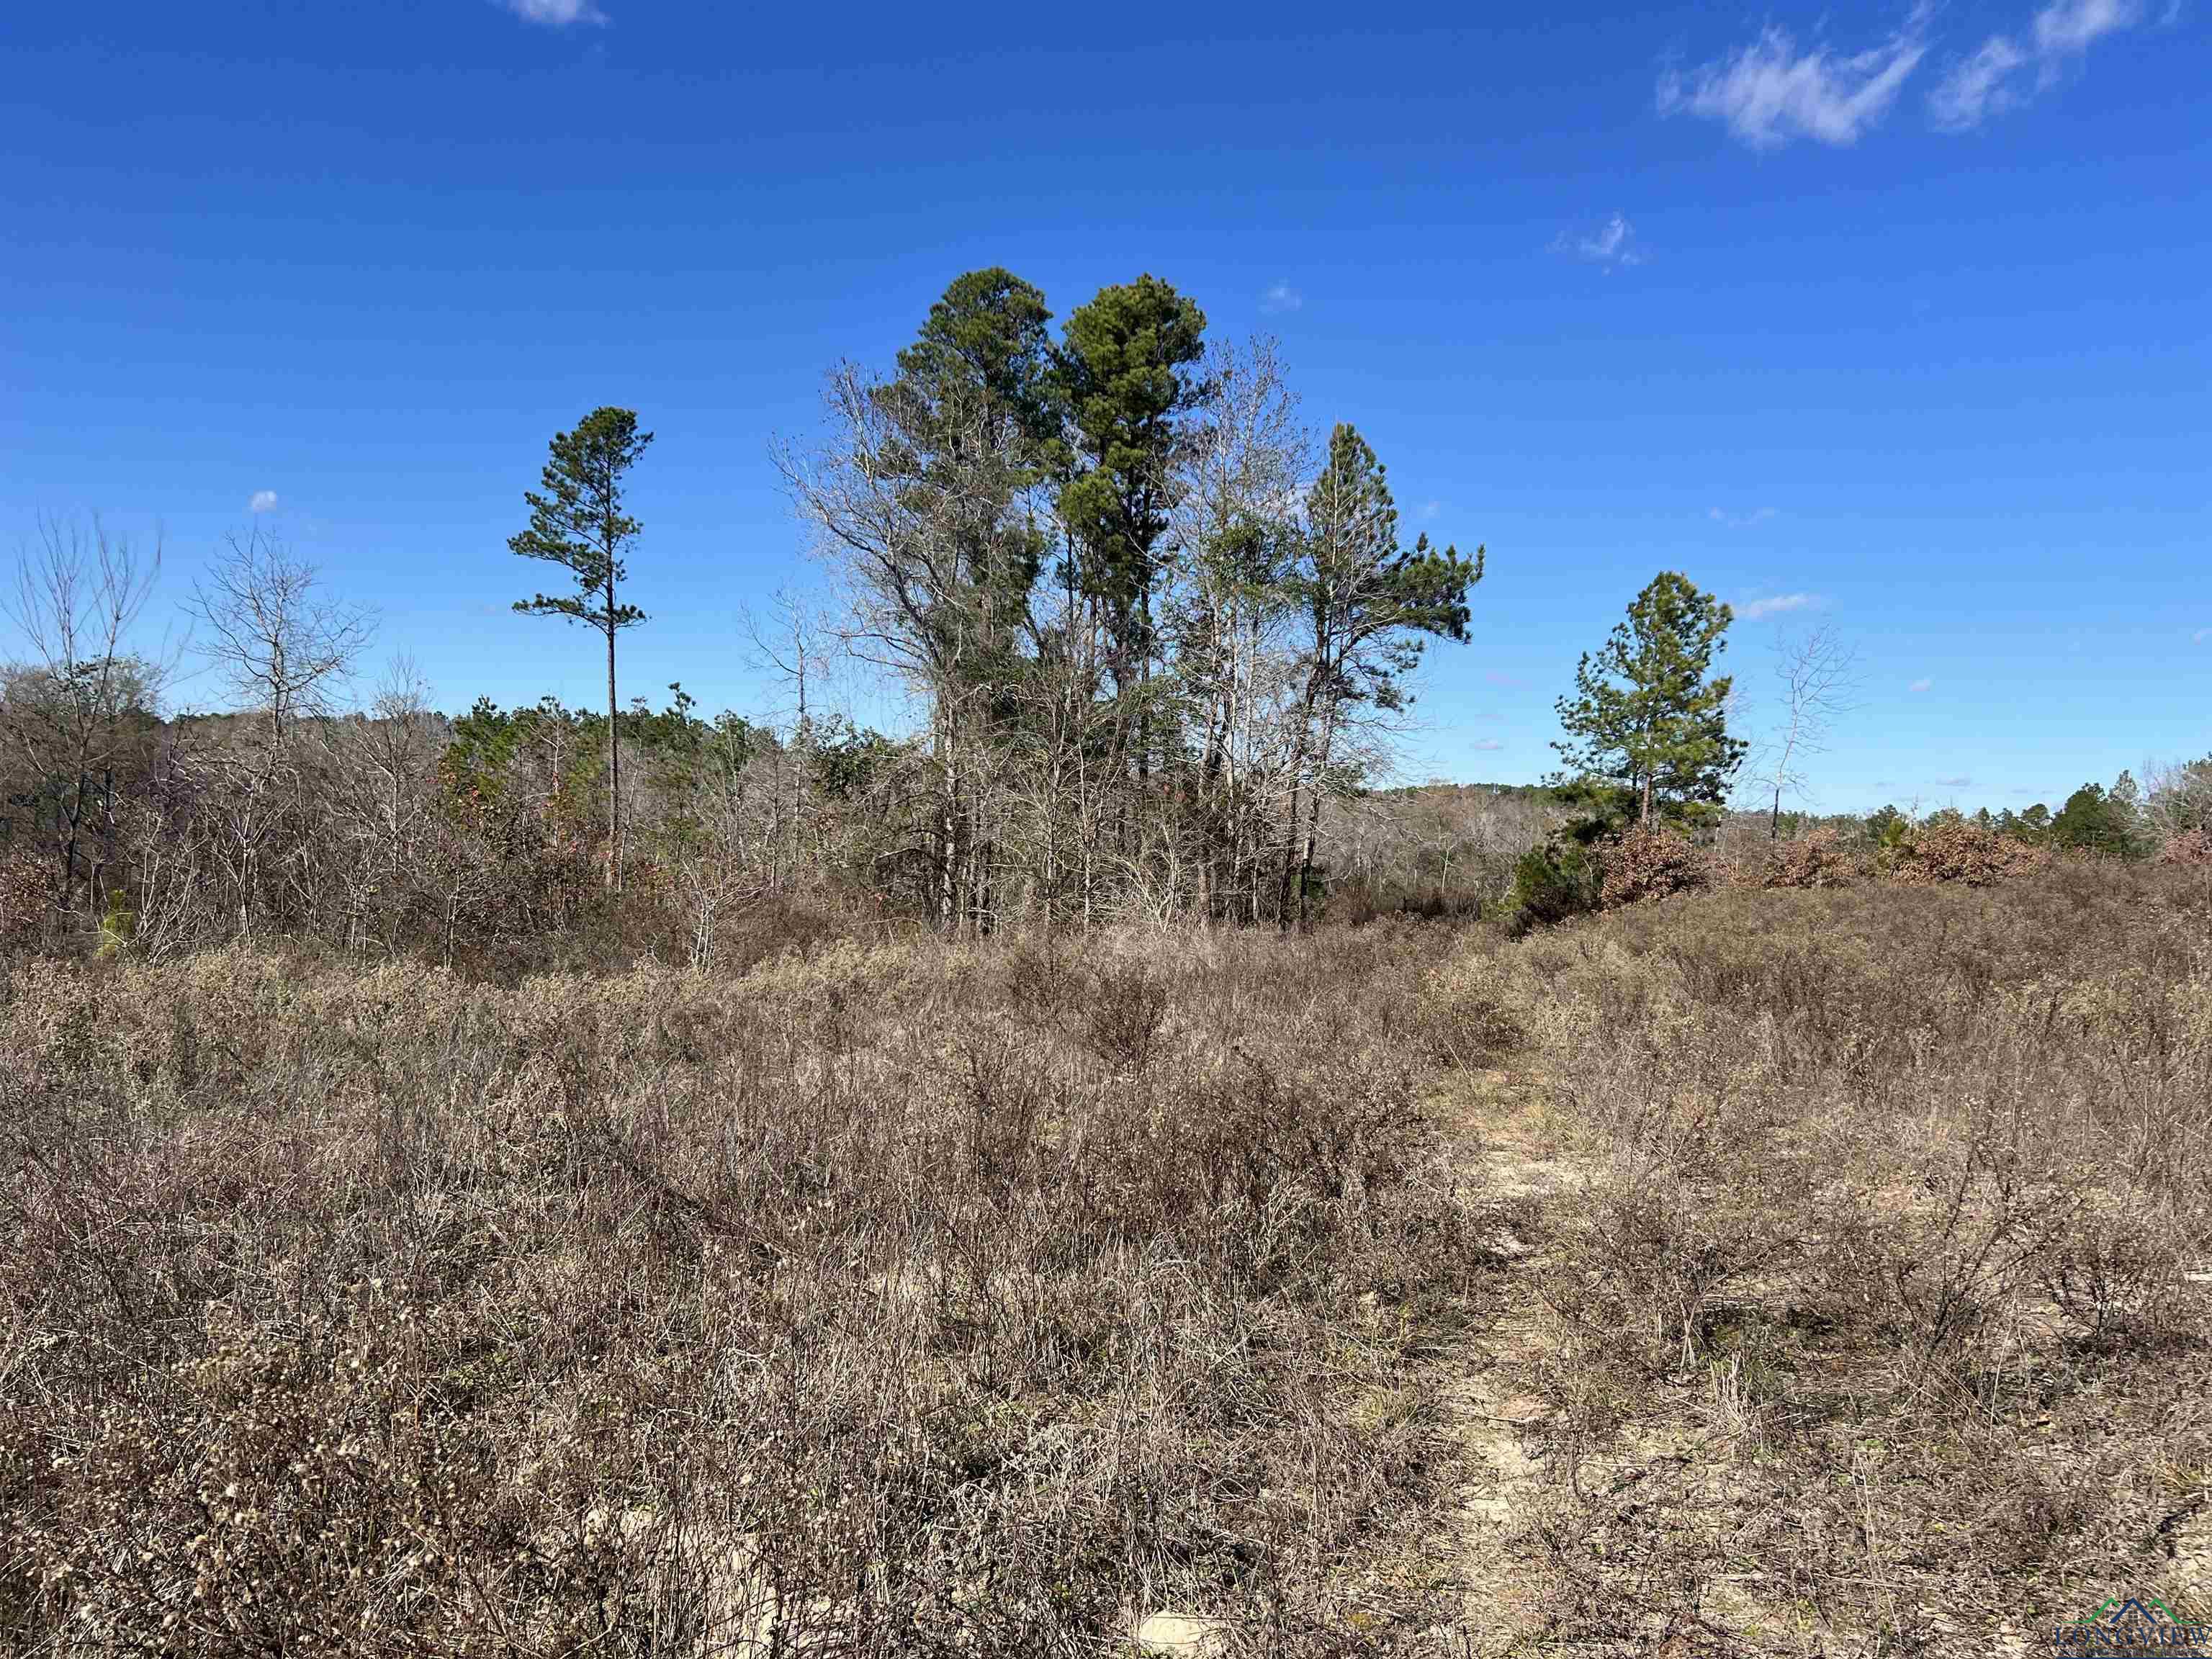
left=1597, top=826, right=1714, bottom=908
left=1756, top=827, right=1859, bottom=889
left=1883, top=817, right=2047, bottom=886
left=2161, top=827, right=2212, bottom=867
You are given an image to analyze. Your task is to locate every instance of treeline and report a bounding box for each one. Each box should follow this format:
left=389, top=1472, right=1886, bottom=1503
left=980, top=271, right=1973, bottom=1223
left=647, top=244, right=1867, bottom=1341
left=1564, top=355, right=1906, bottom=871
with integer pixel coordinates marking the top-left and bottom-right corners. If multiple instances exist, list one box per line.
left=0, top=261, right=1504, bottom=969
left=1866, top=770, right=2190, bottom=860
left=6, top=268, right=2204, bottom=967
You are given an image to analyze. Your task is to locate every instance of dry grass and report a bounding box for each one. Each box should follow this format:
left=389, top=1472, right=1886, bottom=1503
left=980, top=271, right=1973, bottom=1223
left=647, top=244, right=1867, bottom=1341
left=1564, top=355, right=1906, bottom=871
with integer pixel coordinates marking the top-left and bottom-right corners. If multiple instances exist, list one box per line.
left=0, top=925, right=1491, bottom=1655
left=1467, top=860, right=2212, bottom=1653
left=6, top=855, right=2210, bottom=1655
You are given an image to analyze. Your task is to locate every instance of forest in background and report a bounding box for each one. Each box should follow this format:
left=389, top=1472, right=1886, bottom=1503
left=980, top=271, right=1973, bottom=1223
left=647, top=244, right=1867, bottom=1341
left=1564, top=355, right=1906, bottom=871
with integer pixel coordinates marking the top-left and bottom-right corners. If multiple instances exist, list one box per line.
left=4, top=268, right=2208, bottom=974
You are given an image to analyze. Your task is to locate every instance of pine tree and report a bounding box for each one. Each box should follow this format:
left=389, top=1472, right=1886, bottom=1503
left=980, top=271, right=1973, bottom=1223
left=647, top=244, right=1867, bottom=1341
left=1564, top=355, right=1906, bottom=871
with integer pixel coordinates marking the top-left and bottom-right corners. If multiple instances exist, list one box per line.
left=1055, top=276, right=1208, bottom=689
left=1280, top=423, right=1482, bottom=925
left=1552, top=571, right=1745, bottom=830
left=509, top=407, right=653, bottom=891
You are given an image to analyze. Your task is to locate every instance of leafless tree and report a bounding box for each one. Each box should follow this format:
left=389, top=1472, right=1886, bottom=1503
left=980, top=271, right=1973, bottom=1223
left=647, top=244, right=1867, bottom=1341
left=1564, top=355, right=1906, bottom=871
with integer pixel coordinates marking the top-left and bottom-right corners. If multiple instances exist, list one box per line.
left=183, top=528, right=375, bottom=934
left=2144, top=754, right=2212, bottom=841
left=776, top=363, right=1046, bottom=936
left=1166, top=337, right=1310, bottom=922
left=186, top=527, right=375, bottom=745
left=321, top=655, right=444, bottom=950
left=1758, top=624, right=1859, bottom=839
left=0, top=514, right=173, bottom=911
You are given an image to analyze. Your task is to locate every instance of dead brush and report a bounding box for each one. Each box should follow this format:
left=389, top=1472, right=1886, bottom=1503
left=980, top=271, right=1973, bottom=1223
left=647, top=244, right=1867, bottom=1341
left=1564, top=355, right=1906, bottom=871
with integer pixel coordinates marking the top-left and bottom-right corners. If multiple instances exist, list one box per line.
left=1079, top=953, right=1172, bottom=1074
left=1502, top=861, right=2212, bottom=1644
left=0, top=925, right=1481, bottom=1655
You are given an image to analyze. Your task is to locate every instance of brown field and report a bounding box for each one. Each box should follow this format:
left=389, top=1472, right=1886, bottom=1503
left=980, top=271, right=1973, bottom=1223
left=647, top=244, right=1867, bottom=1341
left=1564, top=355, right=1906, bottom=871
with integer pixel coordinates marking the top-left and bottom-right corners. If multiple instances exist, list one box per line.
left=4, top=858, right=2209, bottom=1655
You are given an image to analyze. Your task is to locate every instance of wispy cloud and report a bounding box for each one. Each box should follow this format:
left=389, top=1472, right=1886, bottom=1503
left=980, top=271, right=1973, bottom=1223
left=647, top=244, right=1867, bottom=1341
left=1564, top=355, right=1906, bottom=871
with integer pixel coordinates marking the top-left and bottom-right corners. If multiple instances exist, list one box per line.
left=1419, top=499, right=1443, bottom=521
left=247, top=490, right=279, bottom=513
left=1930, top=0, right=2150, bottom=129
left=1934, top=774, right=1973, bottom=788
left=2033, top=0, right=2147, bottom=54
left=1908, top=676, right=1934, bottom=693
left=1555, top=213, right=1643, bottom=269
left=1928, top=34, right=2033, bottom=127
left=1658, top=12, right=1930, bottom=149
left=1259, top=281, right=1303, bottom=315
left=1469, top=737, right=1506, bottom=752
left=1738, top=592, right=1821, bottom=621
left=503, top=0, right=607, bottom=26
left=1709, top=505, right=1778, bottom=528
left=2193, top=626, right=2211, bottom=644
left=1484, top=670, right=1528, bottom=689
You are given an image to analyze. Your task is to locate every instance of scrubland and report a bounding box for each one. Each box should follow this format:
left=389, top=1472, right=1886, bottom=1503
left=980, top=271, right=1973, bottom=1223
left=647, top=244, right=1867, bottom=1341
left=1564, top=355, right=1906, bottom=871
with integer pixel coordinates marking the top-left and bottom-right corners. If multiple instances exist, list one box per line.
left=4, top=856, right=2209, bottom=1655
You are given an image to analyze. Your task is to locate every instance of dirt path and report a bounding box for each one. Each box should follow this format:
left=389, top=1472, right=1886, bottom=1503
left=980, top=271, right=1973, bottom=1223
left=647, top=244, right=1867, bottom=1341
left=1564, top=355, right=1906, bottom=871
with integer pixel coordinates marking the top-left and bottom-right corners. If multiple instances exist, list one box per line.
left=1419, top=1066, right=1583, bottom=1653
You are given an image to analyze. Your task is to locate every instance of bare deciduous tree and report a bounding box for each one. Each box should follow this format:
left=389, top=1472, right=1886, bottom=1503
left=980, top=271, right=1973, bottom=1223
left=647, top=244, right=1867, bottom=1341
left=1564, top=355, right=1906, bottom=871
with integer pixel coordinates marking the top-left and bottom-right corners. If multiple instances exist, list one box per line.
left=1, top=514, right=171, bottom=911
left=777, top=362, right=1046, bottom=936
left=1758, top=624, right=1859, bottom=839
left=1167, top=337, right=1310, bottom=923
left=187, top=527, right=375, bottom=745
left=184, top=528, right=375, bottom=935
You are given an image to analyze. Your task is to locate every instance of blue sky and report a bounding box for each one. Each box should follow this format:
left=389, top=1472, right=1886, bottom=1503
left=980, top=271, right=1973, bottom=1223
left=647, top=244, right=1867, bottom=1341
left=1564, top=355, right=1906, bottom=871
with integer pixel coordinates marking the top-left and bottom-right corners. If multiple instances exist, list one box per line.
left=3, top=0, right=2205, bottom=814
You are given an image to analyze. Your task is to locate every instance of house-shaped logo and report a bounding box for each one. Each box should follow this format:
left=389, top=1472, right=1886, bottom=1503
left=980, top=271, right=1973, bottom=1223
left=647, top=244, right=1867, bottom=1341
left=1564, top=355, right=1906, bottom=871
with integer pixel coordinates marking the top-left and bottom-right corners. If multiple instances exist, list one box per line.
left=2052, top=1593, right=2211, bottom=1652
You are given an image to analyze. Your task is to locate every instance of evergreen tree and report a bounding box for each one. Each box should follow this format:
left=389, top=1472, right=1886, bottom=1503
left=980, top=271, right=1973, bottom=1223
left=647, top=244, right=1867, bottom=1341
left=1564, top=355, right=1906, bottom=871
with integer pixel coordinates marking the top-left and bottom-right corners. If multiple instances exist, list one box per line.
left=1055, top=276, right=1208, bottom=688
left=2108, top=769, right=2146, bottom=855
left=1551, top=571, right=1745, bottom=830
left=2052, top=780, right=2145, bottom=858
left=1280, top=423, right=1482, bottom=925
left=509, top=407, right=653, bottom=891
left=877, top=269, right=1058, bottom=683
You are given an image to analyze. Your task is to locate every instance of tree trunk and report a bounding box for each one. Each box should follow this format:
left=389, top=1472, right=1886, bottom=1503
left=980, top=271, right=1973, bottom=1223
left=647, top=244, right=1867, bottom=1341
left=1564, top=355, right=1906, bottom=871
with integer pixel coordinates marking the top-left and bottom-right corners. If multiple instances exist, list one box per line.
left=1298, top=711, right=1337, bottom=934
left=604, top=587, right=621, bottom=894
left=1298, top=791, right=1322, bottom=932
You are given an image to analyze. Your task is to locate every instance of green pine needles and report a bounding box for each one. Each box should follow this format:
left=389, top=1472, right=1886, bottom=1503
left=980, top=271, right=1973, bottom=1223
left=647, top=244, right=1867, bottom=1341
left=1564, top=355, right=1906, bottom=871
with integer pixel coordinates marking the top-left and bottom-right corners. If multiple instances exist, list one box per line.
left=1551, top=570, right=1745, bottom=831
left=509, top=406, right=654, bottom=891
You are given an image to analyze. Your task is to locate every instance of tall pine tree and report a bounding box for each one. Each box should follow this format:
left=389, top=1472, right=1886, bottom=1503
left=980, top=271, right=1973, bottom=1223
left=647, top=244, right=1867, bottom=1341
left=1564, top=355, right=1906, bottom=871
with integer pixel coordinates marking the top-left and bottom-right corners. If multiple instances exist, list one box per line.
left=1282, top=423, right=1483, bottom=925
left=509, top=407, right=653, bottom=891
left=1055, top=276, right=1208, bottom=697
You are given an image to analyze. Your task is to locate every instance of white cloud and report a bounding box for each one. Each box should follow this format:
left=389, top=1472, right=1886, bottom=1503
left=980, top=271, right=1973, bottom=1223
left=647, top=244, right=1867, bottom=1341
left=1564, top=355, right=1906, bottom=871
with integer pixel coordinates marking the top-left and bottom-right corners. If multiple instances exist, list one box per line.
left=1932, top=0, right=2148, bottom=129
left=1419, top=499, right=1442, bottom=521
left=1259, top=281, right=1303, bottom=315
left=1928, top=35, right=2031, bottom=127
left=1557, top=213, right=1643, bottom=268
left=1935, top=774, right=1973, bottom=788
left=1908, top=676, right=1933, bottom=692
left=1658, top=13, right=1930, bottom=149
left=1469, top=737, right=1506, bottom=752
left=247, top=490, right=279, bottom=513
left=2193, top=626, right=2211, bottom=643
left=1738, top=592, right=1820, bottom=621
left=1708, top=505, right=1777, bottom=527
left=2033, top=0, right=2144, bottom=54
left=503, top=0, right=606, bottom=26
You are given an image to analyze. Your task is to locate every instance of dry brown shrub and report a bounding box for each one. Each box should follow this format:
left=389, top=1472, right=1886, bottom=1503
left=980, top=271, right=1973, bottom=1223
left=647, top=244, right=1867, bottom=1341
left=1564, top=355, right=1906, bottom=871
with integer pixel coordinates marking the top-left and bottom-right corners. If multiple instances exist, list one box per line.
left=0, top=925, right=1483, bottom=1655
left=1488, top=863, right=2212, bottom=1640
left=1596, top=824, right=1714, bottom=908
left=2162, top=826, right=2212, bottom=867
left=1884, top=815, right=2048, bottom=886
left=1410, top=940, right=1524, bottom=1070
left=0, top=850, right=50, bottom=950
left=1756, top=826, right=1860, bottom=889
